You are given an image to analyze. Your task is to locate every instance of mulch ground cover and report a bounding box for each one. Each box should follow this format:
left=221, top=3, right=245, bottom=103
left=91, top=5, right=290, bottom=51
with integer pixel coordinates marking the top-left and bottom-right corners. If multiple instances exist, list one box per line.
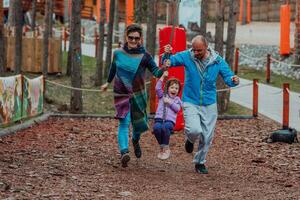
left=0, top=116, right=299, bottom=199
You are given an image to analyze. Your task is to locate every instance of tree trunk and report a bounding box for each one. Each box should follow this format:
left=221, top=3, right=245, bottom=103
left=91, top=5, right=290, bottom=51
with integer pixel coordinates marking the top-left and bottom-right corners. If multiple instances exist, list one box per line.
left=294, top=0, right=300, bottom=64
left=66, top=2, right=72, bottom=76
left=215, top=0, right=225, bottom=56
left=215, top=0, right=227, bottom=114
left=104, top=0, right=115, bottom=78
left=134, top=0, right=143, bottom=24
left=226, top=0, right=239, bottom=68
left=14, top=0, right=22, bottom=74
left=49, top=0, right=53, bottom=37
left=0, top=0, right=6, bottom=74
left=8, top=0, right=16, bottom=26
left=146, top=0, right=157, bottom=57
left=64, top=0, right=69, bottom=24
left=70, top=0, right=83, bottom=113
left=31, top=0, right=37, bottom=30
left=200, top=0, right=208, bottom=36
left=95, top=0, right=106, bottom=86
left=42, top=0, right=51, bottom=76
left=114, top=0, right=119, bottom=43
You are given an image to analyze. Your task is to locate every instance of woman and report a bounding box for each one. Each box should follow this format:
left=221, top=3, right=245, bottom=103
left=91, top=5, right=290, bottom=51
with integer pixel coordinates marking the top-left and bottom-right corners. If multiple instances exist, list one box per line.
left=101, top=24, right=165, bottom=167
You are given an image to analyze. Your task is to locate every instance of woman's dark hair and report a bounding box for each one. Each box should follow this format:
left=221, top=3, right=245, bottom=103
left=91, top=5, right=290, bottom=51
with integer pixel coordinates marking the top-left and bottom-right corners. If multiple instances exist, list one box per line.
left=165, top=78, right=181, bottom=94
left=126, top=23, right=143, bottom=37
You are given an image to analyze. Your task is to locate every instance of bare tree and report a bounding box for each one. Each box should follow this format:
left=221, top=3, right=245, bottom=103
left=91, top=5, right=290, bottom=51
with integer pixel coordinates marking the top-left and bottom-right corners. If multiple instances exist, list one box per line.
left=14, top=0, right=22, bottom=74
left=114, top=0, right=119, bottom=43
left=104, top=0, right=115, bottom=77
left=294, top=0, right=300, bottom=64
left=31, top=0, right=37, bottom=30
left=134, top=0, right=143, bottom=24
left=0, top=0, right=6, bottom=74
left=146, top=0, right=157, bottom=57
left=226, top=0, right=239, bottom=68
left=42, top=0, right=53, bottom=76
left=215, top=0, right=227, bottom=114
left=95, top=0, right=106, bottom=86
left=64, top=0, right=69, bottom=24
left=8, top=0, right=16, bottom=26
left=200, top=0, right=208, bottom=36
left=70, top=0, right=83, bottom=113
left=215, top=0, right=225, bottom=56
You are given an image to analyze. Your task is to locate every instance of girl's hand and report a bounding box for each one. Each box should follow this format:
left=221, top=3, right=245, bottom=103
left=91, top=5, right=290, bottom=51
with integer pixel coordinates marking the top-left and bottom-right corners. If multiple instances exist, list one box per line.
left=100, top=82, right=109, bottom=91
left=160, top=71, right=168, bottom=81
left=163, top=97, right=172, bottom=105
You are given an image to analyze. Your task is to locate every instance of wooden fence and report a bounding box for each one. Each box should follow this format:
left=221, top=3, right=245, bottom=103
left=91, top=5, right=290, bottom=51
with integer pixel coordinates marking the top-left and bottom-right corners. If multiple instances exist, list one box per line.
left=6, top=36, right=62, bottom=73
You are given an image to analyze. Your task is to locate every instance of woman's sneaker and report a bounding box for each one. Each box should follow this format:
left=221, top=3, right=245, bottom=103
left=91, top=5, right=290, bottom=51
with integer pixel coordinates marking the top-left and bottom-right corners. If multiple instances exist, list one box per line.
left=121, top=153, right=130, bottom=168
left=195, top=164, right=208, bottom=174
left=132, top=139, right=142, bottom=158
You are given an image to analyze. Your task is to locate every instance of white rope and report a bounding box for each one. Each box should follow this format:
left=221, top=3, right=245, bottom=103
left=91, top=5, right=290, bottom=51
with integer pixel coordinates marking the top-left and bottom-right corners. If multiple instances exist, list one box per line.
left=270, top=57, right=300, bottom=67
left=216, top=82, right=252, bottom=92
left=239, top=50, right=265, bottom=62
left=46, top=79, right=151, bottom=96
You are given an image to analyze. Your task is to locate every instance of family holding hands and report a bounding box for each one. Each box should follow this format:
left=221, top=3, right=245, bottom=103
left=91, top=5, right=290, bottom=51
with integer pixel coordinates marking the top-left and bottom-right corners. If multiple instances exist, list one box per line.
left=101, top=24, right=239, bottom=174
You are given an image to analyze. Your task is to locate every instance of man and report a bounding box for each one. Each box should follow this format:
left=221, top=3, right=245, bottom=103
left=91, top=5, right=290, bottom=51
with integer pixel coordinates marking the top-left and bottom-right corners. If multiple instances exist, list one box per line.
left=163, top=35, right=239, bottom=174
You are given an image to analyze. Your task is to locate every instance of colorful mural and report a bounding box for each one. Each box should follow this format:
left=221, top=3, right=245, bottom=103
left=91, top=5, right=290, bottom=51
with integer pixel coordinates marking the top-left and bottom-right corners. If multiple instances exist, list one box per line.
left=0, top=75, right=23, bottom=125
left=22, top=76, right=44, bottom=118
left=0, top=75, right=44, bottom=126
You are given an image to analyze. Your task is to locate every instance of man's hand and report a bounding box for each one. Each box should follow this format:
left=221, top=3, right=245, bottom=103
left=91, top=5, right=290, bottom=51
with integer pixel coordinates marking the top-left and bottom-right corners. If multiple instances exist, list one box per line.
left=164, top=44, right=173, bottom=54
left=231, top=75, right=240, bottom=85
left=100, top=82, right=109, bottom=91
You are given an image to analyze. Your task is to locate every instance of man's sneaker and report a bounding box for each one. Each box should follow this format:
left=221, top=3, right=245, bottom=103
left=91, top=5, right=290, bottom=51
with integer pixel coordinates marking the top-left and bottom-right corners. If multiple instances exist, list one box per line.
left=121, top=153, right=130, bottom=168
left=195, top=164, right=208, bottom=174
left=132, top=140, right=142, bottom=158
left=185, top=139, right=194, bottom=153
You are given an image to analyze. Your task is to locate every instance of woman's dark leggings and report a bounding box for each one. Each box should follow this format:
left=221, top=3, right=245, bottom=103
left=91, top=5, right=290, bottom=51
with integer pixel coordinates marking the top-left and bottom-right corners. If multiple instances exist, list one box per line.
left=153, top=119, right=174, bottom=147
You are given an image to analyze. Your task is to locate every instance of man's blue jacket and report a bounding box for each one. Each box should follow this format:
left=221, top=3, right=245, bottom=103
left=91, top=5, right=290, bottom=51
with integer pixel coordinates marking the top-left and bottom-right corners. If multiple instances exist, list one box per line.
left=162, top=48, right=237, bottom=106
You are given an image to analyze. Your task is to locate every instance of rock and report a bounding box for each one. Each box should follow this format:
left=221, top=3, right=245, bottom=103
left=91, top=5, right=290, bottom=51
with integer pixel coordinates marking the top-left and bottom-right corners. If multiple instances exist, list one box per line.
left=118, top=191, right=132, bottom=197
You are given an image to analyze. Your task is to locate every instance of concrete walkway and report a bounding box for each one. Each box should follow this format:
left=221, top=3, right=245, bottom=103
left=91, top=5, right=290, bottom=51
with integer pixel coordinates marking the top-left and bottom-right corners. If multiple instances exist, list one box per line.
left=230, top=78, right=300, bottom=131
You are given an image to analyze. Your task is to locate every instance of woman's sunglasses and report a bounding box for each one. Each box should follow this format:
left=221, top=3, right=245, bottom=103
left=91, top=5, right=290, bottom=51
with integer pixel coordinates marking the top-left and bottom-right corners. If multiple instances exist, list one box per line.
left=128, top=36, right=141, bottom=41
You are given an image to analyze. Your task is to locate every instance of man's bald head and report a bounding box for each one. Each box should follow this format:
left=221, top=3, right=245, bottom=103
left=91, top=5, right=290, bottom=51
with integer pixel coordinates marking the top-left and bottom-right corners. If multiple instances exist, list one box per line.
left=192, top=35, right=208, bottom=47
left=191, top=35, right=209, bottom=60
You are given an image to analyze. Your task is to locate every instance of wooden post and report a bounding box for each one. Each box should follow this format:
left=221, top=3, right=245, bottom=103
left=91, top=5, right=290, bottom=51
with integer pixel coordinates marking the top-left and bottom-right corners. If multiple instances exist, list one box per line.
left=266, top=54, right=271, bottom=83
left=282, top=83, right=290, bottom=129
left=94, top=27, right=99, bottom=57
left=82, top=27, right=85, bottom=43
left=252, top=79, right=258, bottom=117
left=20, top=75, right=24, bottom=118
left=63, top=26, right=67, bottom=51
left=234, top=47, right=239, bottom=75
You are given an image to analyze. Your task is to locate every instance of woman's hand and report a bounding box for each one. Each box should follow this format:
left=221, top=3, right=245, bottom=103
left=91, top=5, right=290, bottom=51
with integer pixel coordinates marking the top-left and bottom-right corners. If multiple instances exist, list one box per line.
left=160, top=71, right=169, bottom=81
left=100, top=82, right=109, bottom=91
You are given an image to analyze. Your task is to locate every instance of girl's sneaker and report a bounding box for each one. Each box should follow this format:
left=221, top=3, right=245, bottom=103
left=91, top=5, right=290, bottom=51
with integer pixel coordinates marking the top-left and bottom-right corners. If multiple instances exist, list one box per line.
left=160, top=147, right=171, bottom=160
left=157, top=147, right=163, bottom=159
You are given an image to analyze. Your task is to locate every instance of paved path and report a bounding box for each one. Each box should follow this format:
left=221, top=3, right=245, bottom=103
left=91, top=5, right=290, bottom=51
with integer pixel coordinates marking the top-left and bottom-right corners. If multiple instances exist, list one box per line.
left=231, top=78, right=300, bottom=131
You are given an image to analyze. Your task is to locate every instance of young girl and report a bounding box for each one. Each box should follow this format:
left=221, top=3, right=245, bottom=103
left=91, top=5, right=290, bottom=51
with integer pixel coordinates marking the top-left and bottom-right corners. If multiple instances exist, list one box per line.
left=153, top=71, right=182, bottom=160
left=101, top=24, right=166, bottom=167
